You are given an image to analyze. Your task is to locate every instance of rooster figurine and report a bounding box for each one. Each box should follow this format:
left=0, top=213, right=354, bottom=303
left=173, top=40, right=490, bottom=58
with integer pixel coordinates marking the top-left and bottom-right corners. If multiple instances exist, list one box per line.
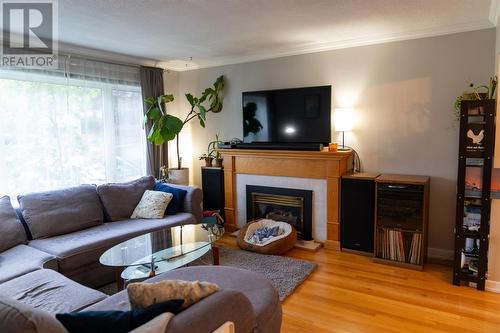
left=467, top=129, right=484, bottom=145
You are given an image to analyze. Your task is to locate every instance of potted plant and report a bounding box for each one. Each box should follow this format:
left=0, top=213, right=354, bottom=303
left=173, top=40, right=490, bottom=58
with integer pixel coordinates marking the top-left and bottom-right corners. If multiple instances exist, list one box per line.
left=199, top=153, right=214, bottom=167
left=454, top=76, right=497, bottom=120
left=207, top=134, right=224, bottom=168
left=144, top=75, right=225, bottom=184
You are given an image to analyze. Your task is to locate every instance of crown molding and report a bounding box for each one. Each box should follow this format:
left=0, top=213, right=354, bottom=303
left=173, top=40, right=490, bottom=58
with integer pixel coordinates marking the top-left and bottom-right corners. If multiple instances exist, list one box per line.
left=2, top=31, right=157, bottom=67
left=160, top=20, right=494, bottom=72
left=490, top=0, right=500, bottom=26
left=58, top=41, right=157, bottom=67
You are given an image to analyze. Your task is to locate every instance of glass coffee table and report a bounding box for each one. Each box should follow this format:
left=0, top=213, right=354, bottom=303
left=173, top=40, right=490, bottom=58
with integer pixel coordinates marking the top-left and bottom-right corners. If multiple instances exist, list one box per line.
left=99, top=223, right=224, bottom=290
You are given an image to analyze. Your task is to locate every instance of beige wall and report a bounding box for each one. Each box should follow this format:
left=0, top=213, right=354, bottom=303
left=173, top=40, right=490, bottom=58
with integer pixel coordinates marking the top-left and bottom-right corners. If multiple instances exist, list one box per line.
left=489, top=39, right=500, bottom=287
left=165, top=28, right=496, bottom=256
left=496, top=24, right=500, bottom=71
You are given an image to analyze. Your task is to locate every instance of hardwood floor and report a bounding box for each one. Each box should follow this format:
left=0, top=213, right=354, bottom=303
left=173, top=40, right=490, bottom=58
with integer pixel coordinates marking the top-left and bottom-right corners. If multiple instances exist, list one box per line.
left=216, top=236, right=500, bottom=333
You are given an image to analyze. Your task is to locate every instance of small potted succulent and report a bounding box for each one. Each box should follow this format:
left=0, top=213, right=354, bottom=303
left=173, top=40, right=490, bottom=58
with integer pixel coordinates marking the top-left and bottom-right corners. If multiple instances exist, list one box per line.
left=208, top=134, right=224, bottom=168
left=199, top=153, right=214, bottom=167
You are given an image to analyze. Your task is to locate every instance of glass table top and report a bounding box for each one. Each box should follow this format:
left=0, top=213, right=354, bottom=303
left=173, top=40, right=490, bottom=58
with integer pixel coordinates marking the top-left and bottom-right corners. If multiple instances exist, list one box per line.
left=99, top=223, right=224, bottom=269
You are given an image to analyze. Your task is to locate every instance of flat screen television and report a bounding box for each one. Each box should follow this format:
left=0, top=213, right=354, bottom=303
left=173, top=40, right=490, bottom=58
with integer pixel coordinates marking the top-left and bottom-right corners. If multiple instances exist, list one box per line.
left=242, top=85, right=331, bottom=144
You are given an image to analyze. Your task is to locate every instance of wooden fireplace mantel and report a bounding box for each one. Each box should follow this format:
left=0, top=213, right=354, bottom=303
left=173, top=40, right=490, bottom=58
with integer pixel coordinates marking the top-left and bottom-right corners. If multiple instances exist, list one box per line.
left=219, top=148, right=353, bottom=249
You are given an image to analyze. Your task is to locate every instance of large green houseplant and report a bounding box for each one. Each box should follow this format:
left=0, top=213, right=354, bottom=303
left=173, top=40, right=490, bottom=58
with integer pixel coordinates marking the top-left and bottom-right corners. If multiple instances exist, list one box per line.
left=144, top=75, right=225, bottom=184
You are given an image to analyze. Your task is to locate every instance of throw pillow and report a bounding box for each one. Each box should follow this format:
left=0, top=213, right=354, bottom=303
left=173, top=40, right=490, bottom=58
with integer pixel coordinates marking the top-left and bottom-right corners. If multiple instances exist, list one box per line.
left=127, top=280, right=219, bottom=309
left=130, top=190, right=173, bottom=219
left=154, top=182, right=187, bottom=215
left=55, top=299, right=183, bottom=333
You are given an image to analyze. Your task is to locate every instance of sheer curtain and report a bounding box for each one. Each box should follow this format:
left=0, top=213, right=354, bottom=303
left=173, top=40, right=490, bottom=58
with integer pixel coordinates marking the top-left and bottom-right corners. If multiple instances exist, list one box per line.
left=0, top=55, right=147, bottom=200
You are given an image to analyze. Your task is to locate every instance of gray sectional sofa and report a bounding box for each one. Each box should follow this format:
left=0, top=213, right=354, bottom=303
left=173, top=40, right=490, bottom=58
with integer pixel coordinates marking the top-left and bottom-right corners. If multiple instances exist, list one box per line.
left=0, top=176, right=282, bottom=333
left=17, top=176, right=201, bottom=287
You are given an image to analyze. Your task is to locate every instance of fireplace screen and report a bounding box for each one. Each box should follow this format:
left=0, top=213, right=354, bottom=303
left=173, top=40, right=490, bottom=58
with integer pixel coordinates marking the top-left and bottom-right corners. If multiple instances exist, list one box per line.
left=246, top=185, right=313, bottom=240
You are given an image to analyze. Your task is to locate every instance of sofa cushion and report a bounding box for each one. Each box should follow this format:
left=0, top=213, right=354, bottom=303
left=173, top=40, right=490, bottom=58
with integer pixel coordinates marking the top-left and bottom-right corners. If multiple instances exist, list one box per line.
left=18, top=185, right=104, bottom=239
left=0, top=244, right=57, bottom=284
left=154, top=182, right=187, bottom=215
left=28, top=213, right=196, bottom=273
left=97, top=176, right=155, bottom=221
left=0, top=295, right=67, bottom=333
left=0, top=196, right=27, bottom=252
left=0, top=269, right=107, bottom=314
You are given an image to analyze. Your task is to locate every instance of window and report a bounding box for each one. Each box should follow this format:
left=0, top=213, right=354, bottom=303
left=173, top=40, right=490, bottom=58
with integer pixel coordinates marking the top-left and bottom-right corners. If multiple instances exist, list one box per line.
left=0, top=56, right=146, bottom=199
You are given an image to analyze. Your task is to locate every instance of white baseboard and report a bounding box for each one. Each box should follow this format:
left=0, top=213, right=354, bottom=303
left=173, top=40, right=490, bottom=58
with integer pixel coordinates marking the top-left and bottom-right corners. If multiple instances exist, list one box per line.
left=425, top=248, right=500, bottom=293
left=486, top=280, right=500, bottom=293
left=427, top=247, right=454, bottom=261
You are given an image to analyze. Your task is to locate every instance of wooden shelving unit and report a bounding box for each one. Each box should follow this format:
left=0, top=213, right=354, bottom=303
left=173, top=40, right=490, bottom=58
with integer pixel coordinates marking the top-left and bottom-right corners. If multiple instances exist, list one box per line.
left=453, top=99, right=496, bottom=290
left=374, top=174, right=430, bottom=270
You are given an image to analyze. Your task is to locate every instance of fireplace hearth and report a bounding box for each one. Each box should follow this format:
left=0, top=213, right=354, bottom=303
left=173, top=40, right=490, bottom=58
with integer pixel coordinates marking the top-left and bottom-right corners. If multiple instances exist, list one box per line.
left=246, top=185, right=313, bottom=240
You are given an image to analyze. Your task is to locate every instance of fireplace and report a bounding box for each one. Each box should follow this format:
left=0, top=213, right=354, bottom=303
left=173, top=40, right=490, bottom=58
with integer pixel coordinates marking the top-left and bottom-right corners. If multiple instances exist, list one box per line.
left=246, top=185, right=313, bottom=240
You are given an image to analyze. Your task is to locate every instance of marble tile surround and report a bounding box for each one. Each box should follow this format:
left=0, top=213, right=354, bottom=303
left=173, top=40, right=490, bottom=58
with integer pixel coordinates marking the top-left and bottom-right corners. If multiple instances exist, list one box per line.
left=236, top=173, right=327, bottom=241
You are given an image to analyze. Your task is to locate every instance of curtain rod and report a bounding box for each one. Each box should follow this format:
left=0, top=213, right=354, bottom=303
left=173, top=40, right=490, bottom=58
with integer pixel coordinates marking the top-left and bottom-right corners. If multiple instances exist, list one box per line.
left=58, top=51, right=159, bottom=70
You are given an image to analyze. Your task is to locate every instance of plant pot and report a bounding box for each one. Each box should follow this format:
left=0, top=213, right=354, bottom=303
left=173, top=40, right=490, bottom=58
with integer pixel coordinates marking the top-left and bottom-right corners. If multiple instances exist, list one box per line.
left=204, top=157, right=214, bottom=167
left=214, top=158, right=223, bottom=168
left=168, top=168, right=189, bottom=185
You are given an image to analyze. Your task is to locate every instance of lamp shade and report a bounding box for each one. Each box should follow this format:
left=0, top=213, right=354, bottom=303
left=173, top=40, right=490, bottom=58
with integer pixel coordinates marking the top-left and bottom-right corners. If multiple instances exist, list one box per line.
left=335, top=107, right=353, bottom=132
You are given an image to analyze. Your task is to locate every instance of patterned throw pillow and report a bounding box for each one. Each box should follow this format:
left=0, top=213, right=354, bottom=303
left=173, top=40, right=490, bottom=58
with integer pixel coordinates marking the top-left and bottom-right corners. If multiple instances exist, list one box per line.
left=127, top=280, right=219, bottom=309
left=130, top=190, right=173, bottom=219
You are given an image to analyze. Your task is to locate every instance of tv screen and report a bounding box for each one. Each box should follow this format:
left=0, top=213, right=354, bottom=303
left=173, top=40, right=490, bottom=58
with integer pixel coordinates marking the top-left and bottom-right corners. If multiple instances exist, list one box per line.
left=242, top=85, right=331, bottom=144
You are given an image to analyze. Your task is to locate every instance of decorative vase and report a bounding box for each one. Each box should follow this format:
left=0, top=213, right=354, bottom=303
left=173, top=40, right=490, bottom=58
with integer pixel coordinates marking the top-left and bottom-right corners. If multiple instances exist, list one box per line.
left=168, top=168, right=189, bottom=185
left=204, top=157, right=214, bottom=167
left=214, top=158, right=223, bottom=168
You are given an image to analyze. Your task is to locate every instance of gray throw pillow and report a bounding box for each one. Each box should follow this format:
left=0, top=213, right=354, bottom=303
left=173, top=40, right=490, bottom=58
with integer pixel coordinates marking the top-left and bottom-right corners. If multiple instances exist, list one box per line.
left=97, top=176, right=155, bottom=221
left=0, top=196, right=27, bottom=252
left=0, top=296, right=67, bottom=333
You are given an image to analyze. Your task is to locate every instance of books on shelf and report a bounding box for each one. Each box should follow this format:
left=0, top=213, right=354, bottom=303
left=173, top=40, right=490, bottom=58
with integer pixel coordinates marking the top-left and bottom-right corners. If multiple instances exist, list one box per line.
left=465, top=158, right=483, bottom=166
left=465, top=123, right=485, bottom=157
left=379, top=228, right=422, bottom=265
left=465, top=166, right=483, bottom=198
left=463, top=203, right=481, bottom=232
left=408, top=233, right=422, bottom=265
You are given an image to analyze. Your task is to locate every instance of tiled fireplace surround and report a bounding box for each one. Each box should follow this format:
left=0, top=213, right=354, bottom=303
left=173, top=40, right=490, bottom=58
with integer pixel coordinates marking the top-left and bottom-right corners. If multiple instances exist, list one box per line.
left=237, top=174, right=327, bottom=241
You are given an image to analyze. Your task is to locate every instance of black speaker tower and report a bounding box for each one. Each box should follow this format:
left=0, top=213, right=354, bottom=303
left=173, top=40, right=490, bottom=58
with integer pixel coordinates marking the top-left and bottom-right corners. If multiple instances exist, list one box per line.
left=341, top=173, right=379, bottom=254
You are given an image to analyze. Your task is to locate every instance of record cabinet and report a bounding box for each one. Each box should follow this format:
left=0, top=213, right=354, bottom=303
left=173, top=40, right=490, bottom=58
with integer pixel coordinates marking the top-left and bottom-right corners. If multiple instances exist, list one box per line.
left=374, top=174, right=430, bottom=270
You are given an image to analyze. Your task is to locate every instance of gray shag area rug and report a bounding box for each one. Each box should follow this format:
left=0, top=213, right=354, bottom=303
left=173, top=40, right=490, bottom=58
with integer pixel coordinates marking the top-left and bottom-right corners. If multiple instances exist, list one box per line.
left=99, top=247, right=316, bottom=301
left=192, top=247, right=317, bottom=300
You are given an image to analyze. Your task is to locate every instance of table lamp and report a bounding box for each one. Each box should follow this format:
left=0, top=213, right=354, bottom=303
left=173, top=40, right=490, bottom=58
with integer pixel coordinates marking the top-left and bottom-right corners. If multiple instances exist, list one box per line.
left=334, top=107, right=353, bottom=150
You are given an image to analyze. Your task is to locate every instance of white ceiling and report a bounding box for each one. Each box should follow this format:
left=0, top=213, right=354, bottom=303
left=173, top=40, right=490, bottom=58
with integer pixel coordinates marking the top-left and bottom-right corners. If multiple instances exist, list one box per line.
left=54, top=0, right=497, bottom=70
